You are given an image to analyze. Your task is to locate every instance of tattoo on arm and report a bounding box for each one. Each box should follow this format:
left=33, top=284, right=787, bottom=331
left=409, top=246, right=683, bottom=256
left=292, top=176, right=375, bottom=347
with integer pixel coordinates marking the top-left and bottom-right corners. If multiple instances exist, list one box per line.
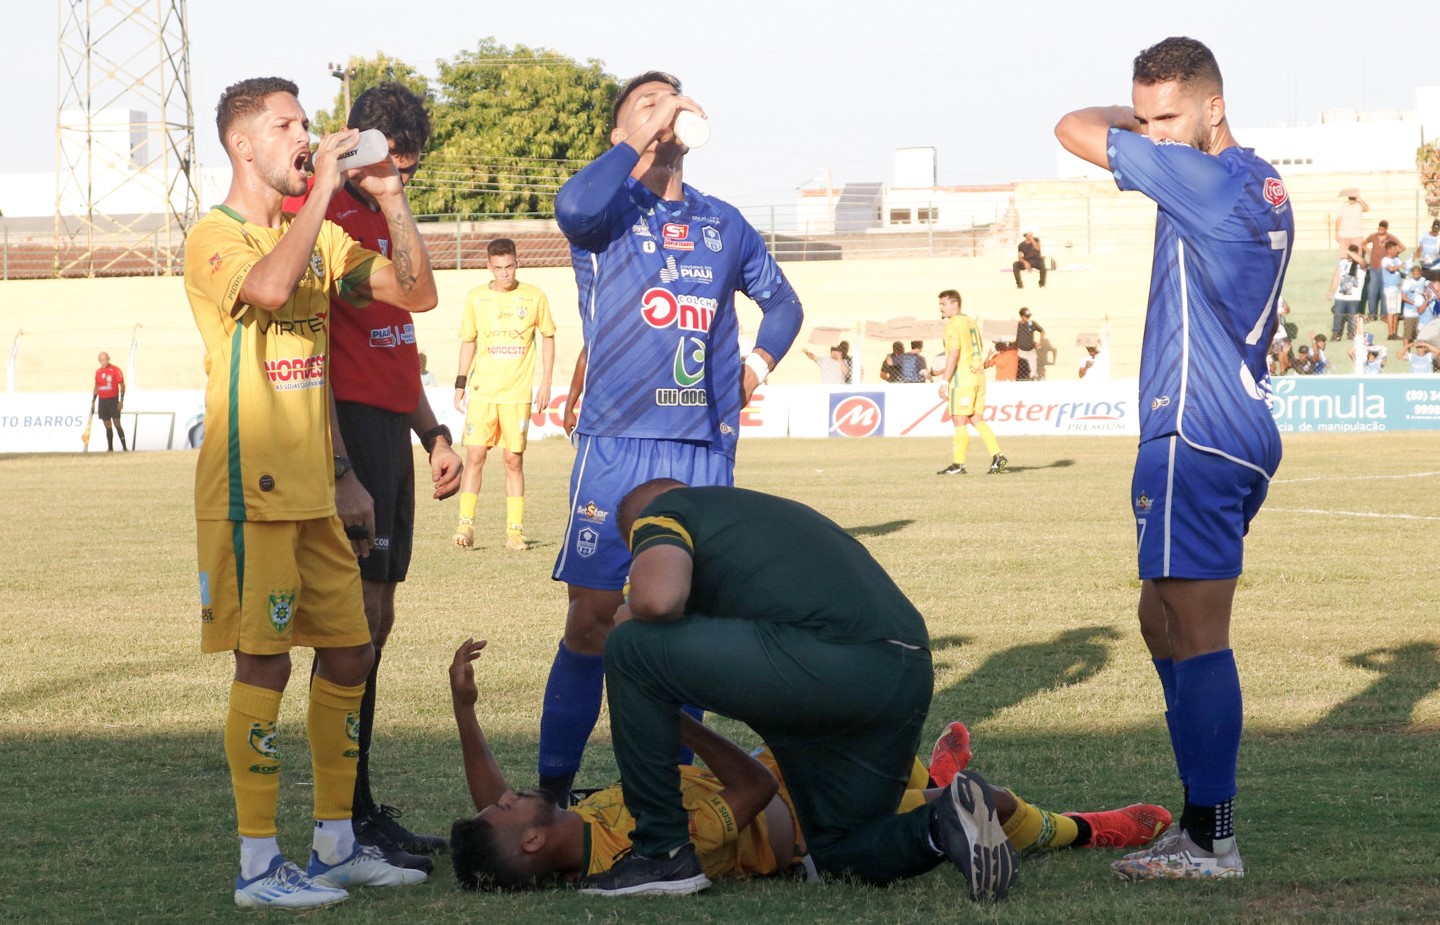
left=384, top=203, right=419, bottom=292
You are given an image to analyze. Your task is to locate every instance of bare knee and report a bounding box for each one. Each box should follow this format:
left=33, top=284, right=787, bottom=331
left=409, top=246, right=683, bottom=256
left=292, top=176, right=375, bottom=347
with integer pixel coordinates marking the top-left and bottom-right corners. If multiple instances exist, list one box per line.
left=563, top=586, right=624, bottom=656
left=315, top=642, right=376, bottom=687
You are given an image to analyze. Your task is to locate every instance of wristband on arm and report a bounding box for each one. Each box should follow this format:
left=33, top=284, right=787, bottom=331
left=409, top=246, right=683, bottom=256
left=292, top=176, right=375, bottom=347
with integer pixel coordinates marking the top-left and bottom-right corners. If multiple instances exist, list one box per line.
left=454, top=375, right=468, bottom=390
left=744, top=353, right=770, bottom=385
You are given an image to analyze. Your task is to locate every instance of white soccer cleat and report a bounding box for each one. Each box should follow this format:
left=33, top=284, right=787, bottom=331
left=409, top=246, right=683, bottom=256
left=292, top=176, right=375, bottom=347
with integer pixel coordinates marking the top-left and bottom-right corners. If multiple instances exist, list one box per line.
left=307, top=843, right=429, bottom=889
left=1111, top=828, right=1244, bottom=880
left=234, top=855, right=349, bottom=910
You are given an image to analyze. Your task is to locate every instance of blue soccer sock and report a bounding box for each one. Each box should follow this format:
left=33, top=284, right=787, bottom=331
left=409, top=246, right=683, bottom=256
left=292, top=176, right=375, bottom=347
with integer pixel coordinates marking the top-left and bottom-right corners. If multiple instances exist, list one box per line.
left=1174, top=649, right=1243, bottom=843
left=537, top=641, right=605, bottom=800
left=677, top=704, right=705, bottom=765
left=1152, top=657, right=1185, bottom=797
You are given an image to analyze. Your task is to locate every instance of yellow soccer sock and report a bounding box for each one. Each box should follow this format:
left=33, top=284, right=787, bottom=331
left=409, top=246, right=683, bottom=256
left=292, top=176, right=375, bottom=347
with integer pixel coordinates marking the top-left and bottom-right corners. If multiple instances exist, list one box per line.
left=976, top=421, right=1001, bottom=457
left=952, top=427, right=969, bottom=465
left=307, top=674, right=365, bottom=823
left=226, top=680, right=283, bottom=838
left=896, top=759, right=932, bottom=813
left=459, top=492, right=478, bottom=521
left=506, top=496, right=525, bottom=534
left=1002, top=793, right=1080, bottom=851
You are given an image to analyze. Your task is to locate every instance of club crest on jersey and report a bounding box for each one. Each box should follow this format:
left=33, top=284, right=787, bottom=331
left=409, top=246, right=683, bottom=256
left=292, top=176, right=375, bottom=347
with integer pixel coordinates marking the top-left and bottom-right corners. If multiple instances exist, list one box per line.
left=577, top=527, right=599, bottom=558
left=1263, top=177, right=1288, bottom=209
left=309, top=251, right=325, bottom=281
left=703, top=225, right=722, bottom=252
left=268, top=591, right=296, bottom=633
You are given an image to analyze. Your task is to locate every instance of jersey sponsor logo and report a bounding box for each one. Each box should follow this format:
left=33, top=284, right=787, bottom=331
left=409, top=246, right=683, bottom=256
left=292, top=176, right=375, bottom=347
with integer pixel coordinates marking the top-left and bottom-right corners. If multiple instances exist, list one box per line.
left=703, top=225, right=722, bottom=253
left=660, top=255, right=680, bottom=283
left=207, top=251, right=224, bottom=275
left=576, top=500, right=610, bottom=524
left=672, top=336, right=706, bottom=387
left=681, top=265, right=713, bottom=283
left=1151, top=396, right=1171, bottom=410
left=1135, top=491, right=1153, bottom=513
left=368, top=323, right=417, bottom=349
left=378, top=237, right=390, bottom=257
left=631, top=220, right=653, bottom=237
left=264, top=354, right=327, bottom=390
left=577, top=526, right=599, bottom=558
left=1263, top=177, right=1288, bottom=209
left=643, top=240, right=657, bottom=254
left=268, top=591, right=296, bottom=633
left=664, top=239, right=695, bottom=251
left=663, top=223, right=688, bottom=240
left=655, top=387, right=707, bottom=406
left=258, top=312, right=327, bottom=335
left=641, top=288, right=717, bottom=332
left=198, top=571, right=211, bottom=607
left=829, top=392, right=884, bottom=437
left=487, top=345, right=528, bottom=357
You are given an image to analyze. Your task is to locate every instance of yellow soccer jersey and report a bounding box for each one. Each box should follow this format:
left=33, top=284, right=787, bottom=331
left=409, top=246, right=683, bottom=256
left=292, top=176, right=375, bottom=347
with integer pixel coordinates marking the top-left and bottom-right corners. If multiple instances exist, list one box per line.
left=184, top=206, right=386, bottom=522
left=578, top=764, right=781, bottom=880
left=458, top=281, right=555, bottom=403
left=943, top=314, right=985, bottom=386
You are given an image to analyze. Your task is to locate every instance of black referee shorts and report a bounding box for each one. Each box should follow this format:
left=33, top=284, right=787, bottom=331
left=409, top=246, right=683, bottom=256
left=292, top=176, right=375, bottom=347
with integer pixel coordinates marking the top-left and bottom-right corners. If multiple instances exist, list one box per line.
left=97, top=396, right=122, bottom=421
left=336, top=401, right=415, bottom=584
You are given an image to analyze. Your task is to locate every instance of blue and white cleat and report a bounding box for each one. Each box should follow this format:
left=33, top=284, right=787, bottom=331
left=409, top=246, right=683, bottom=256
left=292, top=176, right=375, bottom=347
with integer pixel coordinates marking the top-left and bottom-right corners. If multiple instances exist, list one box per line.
left=234, top=855, right=349, bottom=910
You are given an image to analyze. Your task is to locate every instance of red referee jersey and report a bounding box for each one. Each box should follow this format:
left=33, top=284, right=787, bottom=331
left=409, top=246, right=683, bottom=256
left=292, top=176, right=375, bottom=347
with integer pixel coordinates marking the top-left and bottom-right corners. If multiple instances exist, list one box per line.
left=283, top=180, right=421, bottom=414
left=94, top=364, right=124, bottom=398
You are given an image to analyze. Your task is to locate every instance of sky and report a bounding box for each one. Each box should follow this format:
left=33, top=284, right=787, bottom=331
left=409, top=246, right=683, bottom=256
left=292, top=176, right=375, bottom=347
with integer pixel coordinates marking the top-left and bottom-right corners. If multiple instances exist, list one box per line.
left=4, top=0, right=1435, bottom=210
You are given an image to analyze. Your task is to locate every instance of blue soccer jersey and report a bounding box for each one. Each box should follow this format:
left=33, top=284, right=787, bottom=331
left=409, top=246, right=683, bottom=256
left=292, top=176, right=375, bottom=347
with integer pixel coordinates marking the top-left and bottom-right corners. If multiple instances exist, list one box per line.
left=1109, top=130, right=1293, bottom=476
left=555, top=145, right=802, bottom=458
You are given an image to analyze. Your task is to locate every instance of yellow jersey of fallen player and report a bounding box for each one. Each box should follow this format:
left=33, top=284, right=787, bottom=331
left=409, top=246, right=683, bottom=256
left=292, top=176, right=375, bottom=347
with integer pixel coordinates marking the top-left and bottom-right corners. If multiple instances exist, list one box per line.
left=458, top=281, right=555, bottom=404
left=184, top=206, right=385, bottom=522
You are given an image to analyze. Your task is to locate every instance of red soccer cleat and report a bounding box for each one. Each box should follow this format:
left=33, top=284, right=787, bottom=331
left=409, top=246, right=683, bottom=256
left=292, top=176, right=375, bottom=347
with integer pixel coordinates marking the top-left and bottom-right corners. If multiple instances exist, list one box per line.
left=927, top=721, right=972, bottom=788
left=1068, top=803, right=1173, bottom=849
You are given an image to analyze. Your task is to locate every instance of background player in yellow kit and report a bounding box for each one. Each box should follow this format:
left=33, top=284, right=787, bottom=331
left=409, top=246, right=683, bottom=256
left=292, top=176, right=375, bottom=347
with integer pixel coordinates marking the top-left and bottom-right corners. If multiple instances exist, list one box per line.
left=934, top=289, right=1007, bottom=475
left=183, top=76, right=436, bottom=910
left=451, top=238, right=556, bottom=551
left=444, top=639, right=1170, bottom=891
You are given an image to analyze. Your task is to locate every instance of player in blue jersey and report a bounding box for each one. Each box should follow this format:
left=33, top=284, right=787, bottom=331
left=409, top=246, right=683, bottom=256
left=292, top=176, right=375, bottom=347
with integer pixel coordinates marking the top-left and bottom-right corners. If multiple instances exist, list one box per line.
left=538, top=71, right=804, bottom=805
left=1056, top=37, right=1292, bottom=882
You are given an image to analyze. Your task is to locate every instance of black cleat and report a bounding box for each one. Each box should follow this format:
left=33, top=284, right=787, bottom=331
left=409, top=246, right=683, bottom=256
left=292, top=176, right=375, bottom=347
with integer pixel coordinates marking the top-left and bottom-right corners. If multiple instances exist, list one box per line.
left=938, top=463, right=967, bottom=475
left=361, top=804, right=447, bottom=856
left=577, top=843, right=712, bottom=897
left=932, top=771, right=1019, bottom=902
left=988, top=455, right=1008, bottom=474
left=353, top=814, right=433, bottom=873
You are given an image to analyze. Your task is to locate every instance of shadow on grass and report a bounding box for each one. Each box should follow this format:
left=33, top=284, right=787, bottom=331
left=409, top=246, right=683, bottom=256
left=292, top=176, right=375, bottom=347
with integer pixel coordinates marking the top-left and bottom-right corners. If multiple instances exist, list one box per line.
left=845, top=519, right=914, bottom=538
left=931, top=625, right=1119, bottom=725
left=996, top=457, right=1076, bottom=474
left=1317, top=641, right=1440, bottom=731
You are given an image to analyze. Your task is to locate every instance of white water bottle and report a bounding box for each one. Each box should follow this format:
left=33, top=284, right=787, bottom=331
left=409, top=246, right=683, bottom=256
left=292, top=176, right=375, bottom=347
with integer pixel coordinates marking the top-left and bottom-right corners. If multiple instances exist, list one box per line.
left=674, top=111, right=710, bottom=149
left=336, top=128, right=389, bottom=169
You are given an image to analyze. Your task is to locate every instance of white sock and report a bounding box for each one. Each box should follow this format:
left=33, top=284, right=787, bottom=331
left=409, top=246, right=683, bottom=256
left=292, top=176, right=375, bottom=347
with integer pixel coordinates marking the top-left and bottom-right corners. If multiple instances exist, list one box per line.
left=239, top=836, right=282, bottom=879
left=312, top=819, right=356, bottom=865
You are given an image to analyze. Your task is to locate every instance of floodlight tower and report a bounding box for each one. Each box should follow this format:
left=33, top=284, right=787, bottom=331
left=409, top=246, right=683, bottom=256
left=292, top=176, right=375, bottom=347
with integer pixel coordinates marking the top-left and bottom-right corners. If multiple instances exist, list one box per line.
left=54, top=0, right=199, bottom=276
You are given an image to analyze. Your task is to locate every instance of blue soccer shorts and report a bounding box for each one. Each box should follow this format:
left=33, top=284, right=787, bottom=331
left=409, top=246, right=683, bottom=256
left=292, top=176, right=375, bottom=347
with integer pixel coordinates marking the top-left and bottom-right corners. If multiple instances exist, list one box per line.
left=552, top=434, right=734, bottom=590
left=1132, top=436, right=1269, bottom=581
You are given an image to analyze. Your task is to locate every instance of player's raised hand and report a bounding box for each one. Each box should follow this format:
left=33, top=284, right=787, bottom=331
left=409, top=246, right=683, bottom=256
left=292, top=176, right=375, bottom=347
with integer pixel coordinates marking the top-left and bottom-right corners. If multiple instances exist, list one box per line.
left=449, top=638, right=487, bottom=706
left=350, top=151, right=403, bottom=202
left=310, top=128, right=361, bottom=194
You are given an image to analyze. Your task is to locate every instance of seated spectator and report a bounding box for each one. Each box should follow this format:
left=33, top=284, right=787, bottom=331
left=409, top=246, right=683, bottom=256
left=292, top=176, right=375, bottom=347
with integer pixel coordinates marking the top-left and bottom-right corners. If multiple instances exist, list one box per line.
left=1013, top=231, right=1047, bottom=289
left=1291, top=345, right=1316, bottom=374
left=984, top=341, right=1019, bottom=381
left=1400, top=340, right=1437, bottom=374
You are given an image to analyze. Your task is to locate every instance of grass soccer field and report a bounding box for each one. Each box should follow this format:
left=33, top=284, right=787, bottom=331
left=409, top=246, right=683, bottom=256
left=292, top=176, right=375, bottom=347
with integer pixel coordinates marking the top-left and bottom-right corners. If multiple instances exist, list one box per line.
left=3, top=433, right=1437, bottom=924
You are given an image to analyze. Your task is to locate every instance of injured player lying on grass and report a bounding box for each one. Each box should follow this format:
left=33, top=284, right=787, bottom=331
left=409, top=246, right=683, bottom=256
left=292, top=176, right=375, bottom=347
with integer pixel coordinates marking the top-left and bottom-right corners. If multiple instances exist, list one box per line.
left=444, top=639, right=1172, bottom=891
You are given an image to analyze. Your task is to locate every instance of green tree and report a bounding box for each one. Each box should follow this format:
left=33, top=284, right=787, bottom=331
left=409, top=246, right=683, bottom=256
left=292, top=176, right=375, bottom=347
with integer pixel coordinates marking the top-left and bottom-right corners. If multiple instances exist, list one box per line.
left=411, top=39, right=618, bottom=217
left=311, top=52, right=432, bottom=137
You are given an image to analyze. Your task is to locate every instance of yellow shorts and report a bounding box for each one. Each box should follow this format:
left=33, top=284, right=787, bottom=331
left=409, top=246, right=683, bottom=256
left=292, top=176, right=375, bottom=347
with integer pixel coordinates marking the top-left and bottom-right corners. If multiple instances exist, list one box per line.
left=949, top=380, right=986, bottom=419
left=196, top=518, right=370, bottom=655
left=463, top=401, right=532, bottom=453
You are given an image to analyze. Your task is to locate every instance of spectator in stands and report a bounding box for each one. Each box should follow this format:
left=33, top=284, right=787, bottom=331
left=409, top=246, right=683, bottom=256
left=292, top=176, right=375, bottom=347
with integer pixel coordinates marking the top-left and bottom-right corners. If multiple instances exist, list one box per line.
left=1311, top=334, right=1330, bottom=375
left=1269, top=296, right=1293, bottom=375
left=418, top=352, right=436, bottom=386
left=1013, top=231, right=1046, bottom=289
left=1381, top=241, right=1406, bottom=341
left=880, top=341, right=905, bottom=382
left=900, top=340, right=929, bottom=382
left=1291, top=345, right=1316, bottom=375
left=1361, top=220, right=1403, bottom=321
left=1015, top=308, right=1045, bottom=380
left=1402, top=265, right=1429, bottom=344
left=91, top=351, right=128, bottom=452
left=1328, top=244, right=1365, bottom=342
left=1334, top=189, right=1368, bottom=256
left=985, top=341, right=1019, bottom=381
left=837, top=340, right=854, bottom=383
left=1348, top=335, right=1386, bottom=374
left=1417, top=219, right=1440, bottom=271
left=803, top=345, right=847, bottom=384
left=1078, top=344, right=1103, bottom=379
left=1400, top=340, right=1437, bottom=374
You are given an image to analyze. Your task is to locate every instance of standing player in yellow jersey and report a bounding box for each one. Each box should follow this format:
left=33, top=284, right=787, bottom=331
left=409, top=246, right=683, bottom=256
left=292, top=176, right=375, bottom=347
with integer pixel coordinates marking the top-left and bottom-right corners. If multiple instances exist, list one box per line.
left=183, top=76, right=436, bottom=910
left=934, top=289, right=1006, bottom=475
left=451, top=238, right=556, bottom=551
